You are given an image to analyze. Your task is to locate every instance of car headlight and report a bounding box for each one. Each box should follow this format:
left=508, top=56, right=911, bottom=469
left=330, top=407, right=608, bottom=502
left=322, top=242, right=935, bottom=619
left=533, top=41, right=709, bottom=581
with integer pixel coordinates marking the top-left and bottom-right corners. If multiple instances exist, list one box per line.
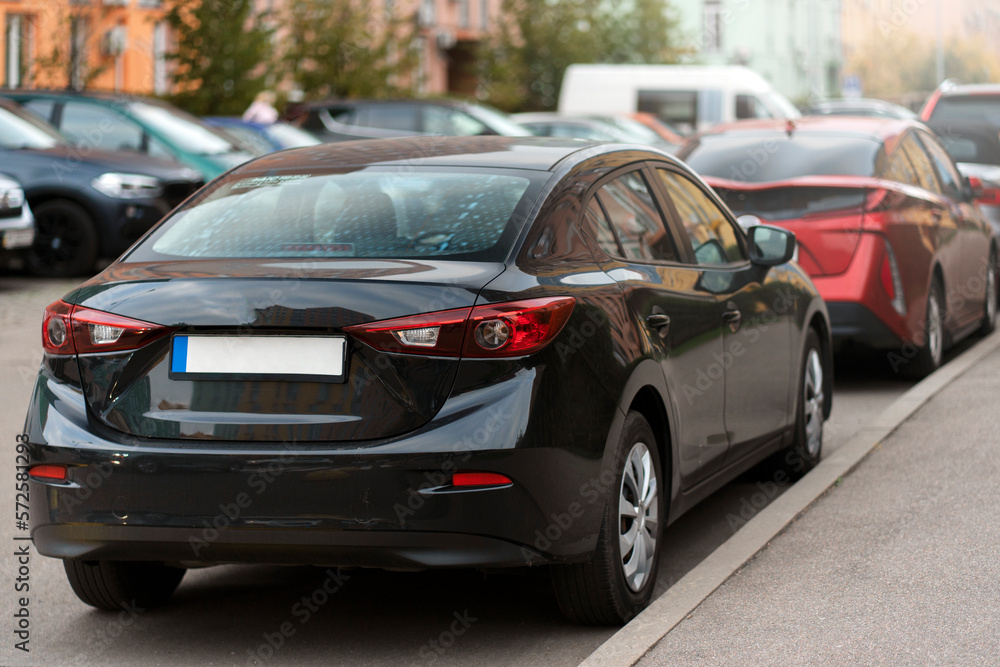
left=0, top=186, right=25, bottom=212
left=91, top=173, right=164, bottom=199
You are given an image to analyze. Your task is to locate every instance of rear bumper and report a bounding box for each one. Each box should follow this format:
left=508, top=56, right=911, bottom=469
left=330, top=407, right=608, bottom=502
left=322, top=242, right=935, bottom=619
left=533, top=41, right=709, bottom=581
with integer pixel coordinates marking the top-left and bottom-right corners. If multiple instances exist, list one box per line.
left=825, top=301, right=902, bottom=348
left=24, top=369, right=614, bottom=568
left=33, top=524, right=541, bottom=569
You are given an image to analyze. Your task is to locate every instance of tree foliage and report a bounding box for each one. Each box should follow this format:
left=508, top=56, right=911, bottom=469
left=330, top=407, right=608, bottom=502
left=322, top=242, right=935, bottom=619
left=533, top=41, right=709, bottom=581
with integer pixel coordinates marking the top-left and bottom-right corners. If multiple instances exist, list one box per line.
left=846, top=30, right=1000, bottom=98
left=478, top=0, right=684, bottom=112
left=163, top=0, right=274, bottom=116
left=281, top=0, right=417, bottom=100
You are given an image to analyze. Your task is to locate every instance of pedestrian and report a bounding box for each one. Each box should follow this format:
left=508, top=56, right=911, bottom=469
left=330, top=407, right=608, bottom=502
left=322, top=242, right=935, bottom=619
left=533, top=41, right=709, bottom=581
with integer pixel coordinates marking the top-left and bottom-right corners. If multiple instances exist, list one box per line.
left=243, top=90, right=279, bottom=124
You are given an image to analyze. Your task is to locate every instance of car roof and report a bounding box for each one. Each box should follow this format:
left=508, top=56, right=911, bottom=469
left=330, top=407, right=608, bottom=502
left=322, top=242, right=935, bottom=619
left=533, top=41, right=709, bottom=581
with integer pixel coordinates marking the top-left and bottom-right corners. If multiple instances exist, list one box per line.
left=698, top=116, right=921, bottom=142
left=939, top=83, right=1000, bottom=97
left=235, top=136, right=641, bottom=172
left=0, top=88, right=147, bottom=103
left=303, top=98, right=476, bottom=111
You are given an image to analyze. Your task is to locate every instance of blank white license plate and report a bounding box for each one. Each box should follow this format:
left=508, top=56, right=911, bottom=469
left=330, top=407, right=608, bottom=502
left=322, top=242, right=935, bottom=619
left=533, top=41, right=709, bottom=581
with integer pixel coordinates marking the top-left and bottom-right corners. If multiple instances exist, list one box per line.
left=2, top=228, right=35, bottom=249
left=170, top=335, right=346, bottom=382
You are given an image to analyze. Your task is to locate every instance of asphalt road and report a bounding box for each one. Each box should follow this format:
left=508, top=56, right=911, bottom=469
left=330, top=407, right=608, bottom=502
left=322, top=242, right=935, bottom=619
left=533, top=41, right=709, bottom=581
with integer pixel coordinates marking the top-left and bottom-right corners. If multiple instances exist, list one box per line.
left=0, top=275, right=916, bottom=666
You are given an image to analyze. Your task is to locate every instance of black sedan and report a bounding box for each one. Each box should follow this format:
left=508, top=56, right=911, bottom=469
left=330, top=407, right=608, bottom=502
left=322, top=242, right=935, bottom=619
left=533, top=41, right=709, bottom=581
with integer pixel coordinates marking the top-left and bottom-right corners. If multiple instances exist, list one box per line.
left=0, top=98, right=203, bottom=276
left=23, top=137, right=831, bottom=624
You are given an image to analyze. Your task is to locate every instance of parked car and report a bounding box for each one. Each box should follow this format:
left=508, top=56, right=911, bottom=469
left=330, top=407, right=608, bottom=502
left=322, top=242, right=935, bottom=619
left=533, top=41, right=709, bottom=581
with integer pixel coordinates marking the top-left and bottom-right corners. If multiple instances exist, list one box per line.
left=291, top=98, right=533, bottom=141
left=512, top=112, right=678, bottom=151
left=203, top=117, right=322, bottom=154
left=678, top=116, right=997, bottom=378
left=920, top=82, right=1000, bottom=235
left=627, top=112, right=687, bottom=145
left=0, top=90, right=254, bottom=180
left=806, top=98, right=918, bottom=120
left=0, top=172, right=35, bottom=264
left=0, top=98, right=204, bottom=276
left=558, top=64, right=800, bottom=134
left=24, top=136, right=831, bottom=624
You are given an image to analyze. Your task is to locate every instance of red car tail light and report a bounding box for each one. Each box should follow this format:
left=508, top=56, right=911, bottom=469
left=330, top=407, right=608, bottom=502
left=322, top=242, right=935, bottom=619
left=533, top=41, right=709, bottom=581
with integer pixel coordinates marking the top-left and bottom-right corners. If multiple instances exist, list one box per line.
left=345, top=297, right=576, bottom=358
left=42, top=300, right=169, bottom=355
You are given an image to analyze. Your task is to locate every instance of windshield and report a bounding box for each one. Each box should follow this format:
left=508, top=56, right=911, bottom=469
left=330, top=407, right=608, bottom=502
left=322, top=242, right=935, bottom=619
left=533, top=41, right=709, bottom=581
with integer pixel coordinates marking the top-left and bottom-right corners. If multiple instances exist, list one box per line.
left=128, top=167, right=542, bottom=262
left=0, top=104, right=66, bottom=150
left=129, top=101, right=238, bottom=155
left=467, top=104, right=534, bottom=136
left=267, top=122, right=322, bottom=147
left=928, top=95, right=1000, bottom=125
left=679, top=133, right=882, bottom=182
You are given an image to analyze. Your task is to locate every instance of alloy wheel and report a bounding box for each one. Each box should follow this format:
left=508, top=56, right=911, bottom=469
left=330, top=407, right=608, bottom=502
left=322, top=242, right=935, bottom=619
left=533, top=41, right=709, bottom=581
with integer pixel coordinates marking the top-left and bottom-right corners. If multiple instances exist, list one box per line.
left=619, top=441, right=658, bottom=592
left=803, top=348, right=824, bottom=458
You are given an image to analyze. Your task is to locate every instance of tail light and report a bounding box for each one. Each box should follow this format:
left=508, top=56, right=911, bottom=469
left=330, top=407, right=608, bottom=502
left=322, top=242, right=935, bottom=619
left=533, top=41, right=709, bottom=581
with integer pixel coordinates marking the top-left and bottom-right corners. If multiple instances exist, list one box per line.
left=42, top=300, right=170, bottom=355
left=879, top=242, right=906, bottom=315
left=345, top=297, right=576, bottom=358
left=29, top=464, right=68, bottom=482
left=976, top=187, right=1000, bottom=206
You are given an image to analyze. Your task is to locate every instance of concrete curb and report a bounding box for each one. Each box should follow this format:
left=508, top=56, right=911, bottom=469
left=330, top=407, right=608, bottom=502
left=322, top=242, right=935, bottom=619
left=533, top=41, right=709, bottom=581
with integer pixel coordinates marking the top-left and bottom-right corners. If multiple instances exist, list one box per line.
left=579, top=331, right=1000, bottom=667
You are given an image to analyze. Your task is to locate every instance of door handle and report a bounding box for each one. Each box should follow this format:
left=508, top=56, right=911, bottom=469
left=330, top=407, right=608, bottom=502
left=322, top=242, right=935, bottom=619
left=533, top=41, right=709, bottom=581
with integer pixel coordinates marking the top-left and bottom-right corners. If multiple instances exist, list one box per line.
left=722, top=309, right=741, bottom=332
left=646, top=313, right=670, bottom=338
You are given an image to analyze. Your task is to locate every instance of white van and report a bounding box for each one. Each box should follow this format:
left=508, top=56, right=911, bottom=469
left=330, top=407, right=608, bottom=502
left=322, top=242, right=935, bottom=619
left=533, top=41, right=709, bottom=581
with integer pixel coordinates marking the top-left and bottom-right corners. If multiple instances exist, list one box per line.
left=557, top=64, right=799, bottom=134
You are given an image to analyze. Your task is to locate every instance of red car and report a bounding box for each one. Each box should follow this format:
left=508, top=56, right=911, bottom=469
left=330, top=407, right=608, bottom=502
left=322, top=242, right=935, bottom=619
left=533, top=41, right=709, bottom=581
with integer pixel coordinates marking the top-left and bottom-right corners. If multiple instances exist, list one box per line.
left=678, top=117, right=997, bottom=377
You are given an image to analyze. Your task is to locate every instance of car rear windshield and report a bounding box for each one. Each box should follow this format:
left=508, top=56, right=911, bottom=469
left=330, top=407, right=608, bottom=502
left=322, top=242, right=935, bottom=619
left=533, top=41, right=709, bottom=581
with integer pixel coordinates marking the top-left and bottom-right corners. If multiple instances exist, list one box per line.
left=928, top=95, right=1000, bottom=125
left=678, top=133, right=883, bottom=182
left=127, top=167, right=541, bottom=262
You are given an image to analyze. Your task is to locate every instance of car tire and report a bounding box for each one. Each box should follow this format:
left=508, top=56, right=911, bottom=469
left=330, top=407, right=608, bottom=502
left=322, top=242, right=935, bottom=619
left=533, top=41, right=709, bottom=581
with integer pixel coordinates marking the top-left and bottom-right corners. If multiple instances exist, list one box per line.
left=978, top=250, right=997, bottom=336
left=782, top=328, right=825, bottom=477
left=63, top=560, right=185, bottom=611
left=552, top=411, right=663, bottom=625
left=27, top=199, right=100, bottom=277
left=903, top=279, right=945, bottom=380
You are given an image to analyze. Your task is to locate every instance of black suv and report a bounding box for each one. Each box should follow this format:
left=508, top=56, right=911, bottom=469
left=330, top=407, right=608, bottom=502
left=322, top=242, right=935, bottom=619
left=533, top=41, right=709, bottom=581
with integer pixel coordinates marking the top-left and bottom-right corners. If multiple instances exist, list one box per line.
left=293, top=98, right=532, bottom=142
left=0, top=98, right=203, bottom=276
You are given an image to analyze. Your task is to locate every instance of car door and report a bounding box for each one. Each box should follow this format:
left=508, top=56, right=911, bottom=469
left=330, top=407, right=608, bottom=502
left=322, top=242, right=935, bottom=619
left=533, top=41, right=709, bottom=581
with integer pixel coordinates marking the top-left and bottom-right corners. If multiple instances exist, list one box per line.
left=579, top=166, right=728, bottom=488
left=652, top=166, right=794, bottom=465
left=900, top=133, right=970, bottom=325
left=919, top=129, right=993, bottom=328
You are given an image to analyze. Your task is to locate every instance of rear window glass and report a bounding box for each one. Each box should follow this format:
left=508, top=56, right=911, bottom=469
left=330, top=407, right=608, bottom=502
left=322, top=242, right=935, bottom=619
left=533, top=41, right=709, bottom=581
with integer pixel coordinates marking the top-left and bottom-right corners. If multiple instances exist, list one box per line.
left=678, top=134, right=883, bottom=182
left=127, top=167, right=539, bottom=262
left=928, top=96, right=1000, bottom=125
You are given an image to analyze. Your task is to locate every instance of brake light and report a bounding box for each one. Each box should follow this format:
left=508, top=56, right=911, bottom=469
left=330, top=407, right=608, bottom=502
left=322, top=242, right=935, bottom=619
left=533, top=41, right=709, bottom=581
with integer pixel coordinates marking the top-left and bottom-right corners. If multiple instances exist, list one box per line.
left=452, top=472, right=512, bottom=488
left=42, top=300, right=169, bottom=355
left=345, top=297, right=576, bottom=358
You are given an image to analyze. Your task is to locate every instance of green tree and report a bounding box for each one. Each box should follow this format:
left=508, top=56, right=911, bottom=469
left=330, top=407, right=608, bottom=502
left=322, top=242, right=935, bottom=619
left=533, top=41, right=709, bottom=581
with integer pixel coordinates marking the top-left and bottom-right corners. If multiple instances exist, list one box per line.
left=281, top=0, right=417, bottom=100
left=163, top=0, right=274, bottom=116
left=479, top=0, right=684, bottom=112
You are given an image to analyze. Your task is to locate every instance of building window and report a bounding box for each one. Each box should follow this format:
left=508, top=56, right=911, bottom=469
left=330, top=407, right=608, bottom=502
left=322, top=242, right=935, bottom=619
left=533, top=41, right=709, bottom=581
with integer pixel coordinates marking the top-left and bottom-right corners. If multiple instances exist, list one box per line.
left=5, top=15, right=33, bottom=88
left=480, top=0, right=489, bottom=29
left=154, top=21, right=169, bottom=95
left=459, top=0, right=470, bottom=28
left=703, top=0, right=723, bottom=54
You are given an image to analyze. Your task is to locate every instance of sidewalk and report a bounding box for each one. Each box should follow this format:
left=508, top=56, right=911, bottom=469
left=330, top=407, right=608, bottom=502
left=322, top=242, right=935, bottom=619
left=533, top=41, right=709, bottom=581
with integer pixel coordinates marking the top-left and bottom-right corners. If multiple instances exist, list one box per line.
left=638, top=346, right=1000, bottom=664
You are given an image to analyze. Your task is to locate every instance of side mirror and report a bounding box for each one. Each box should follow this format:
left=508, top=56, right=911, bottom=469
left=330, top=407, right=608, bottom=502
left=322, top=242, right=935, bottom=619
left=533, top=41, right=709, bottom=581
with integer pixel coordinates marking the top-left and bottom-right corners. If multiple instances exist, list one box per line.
left=748, top=224, right=796, bottom=266
left=966, top=175, right=984, bottom=201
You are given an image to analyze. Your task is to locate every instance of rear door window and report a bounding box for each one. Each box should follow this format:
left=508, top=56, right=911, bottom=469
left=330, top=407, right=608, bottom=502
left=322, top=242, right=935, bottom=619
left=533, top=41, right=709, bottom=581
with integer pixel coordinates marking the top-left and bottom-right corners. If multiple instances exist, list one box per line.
left=357, top=104, right=419, bottom=132
left=901, top=134, right=942, bottom=194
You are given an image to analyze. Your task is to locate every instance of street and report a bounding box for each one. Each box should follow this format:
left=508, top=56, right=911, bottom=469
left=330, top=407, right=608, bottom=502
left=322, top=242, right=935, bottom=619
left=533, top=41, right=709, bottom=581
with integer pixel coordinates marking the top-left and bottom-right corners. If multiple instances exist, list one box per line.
left=0, top=273, right=920, bottom=666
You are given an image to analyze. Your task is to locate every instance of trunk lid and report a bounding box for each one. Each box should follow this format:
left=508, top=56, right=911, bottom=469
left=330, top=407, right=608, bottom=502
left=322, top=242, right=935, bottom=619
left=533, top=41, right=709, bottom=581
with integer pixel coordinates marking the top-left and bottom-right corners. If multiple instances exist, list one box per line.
left=67, top=259, right=503, bottom=443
